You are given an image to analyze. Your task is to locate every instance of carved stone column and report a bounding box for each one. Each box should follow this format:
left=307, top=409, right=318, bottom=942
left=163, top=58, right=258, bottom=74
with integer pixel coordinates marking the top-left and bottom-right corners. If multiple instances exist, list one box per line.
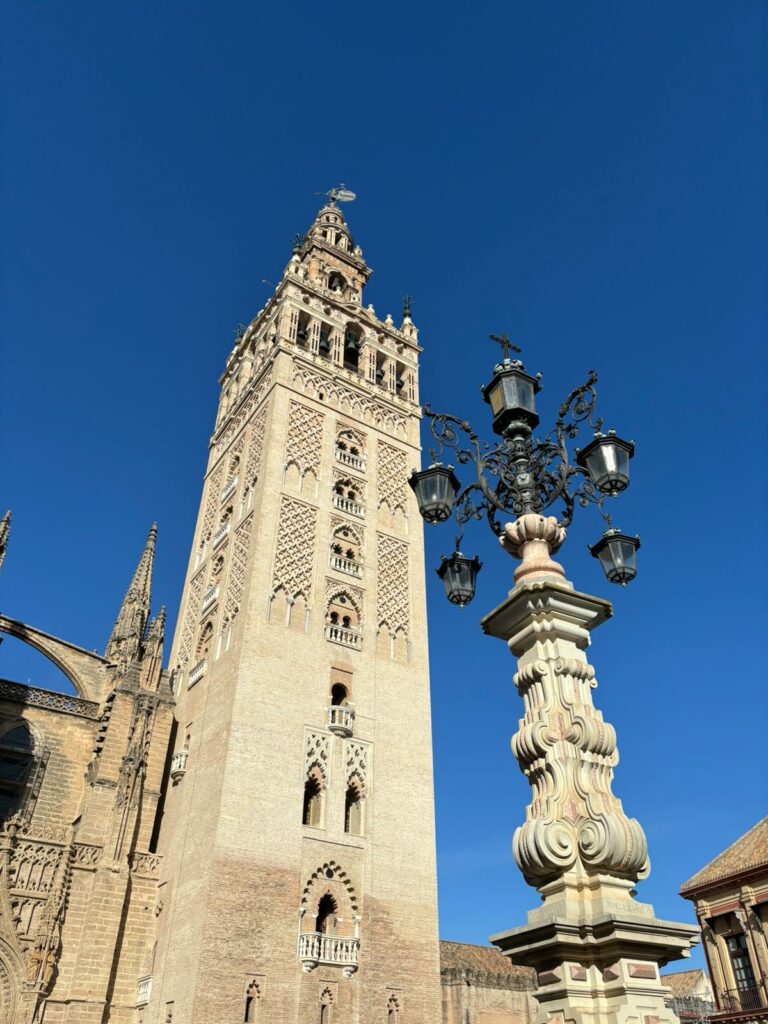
left=484, top=515, right=698, bottom=1024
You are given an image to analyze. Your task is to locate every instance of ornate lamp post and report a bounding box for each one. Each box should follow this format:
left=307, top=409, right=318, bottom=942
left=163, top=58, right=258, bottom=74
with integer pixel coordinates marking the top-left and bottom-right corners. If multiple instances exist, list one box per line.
left=411, top=336, right=697, bottom=1024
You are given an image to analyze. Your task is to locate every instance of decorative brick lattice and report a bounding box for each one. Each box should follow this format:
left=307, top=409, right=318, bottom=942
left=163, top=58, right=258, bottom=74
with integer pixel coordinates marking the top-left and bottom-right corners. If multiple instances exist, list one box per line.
left=376, top=534, right=409, bottom=635
left=306, top=730, right=331, bottom=787
left=285, top=401, right=324, bottom=476
left=245, top=404, right=267, bottom=487
left=201, top=464, right=224, bottom=543
left=377, top=442, right=408, bottom=517
left=178, top=570, right=205, bottom=666
left=225, top=514, right=253, bottom=619
left=214, top=368, right=273, bottom=460
left=272, top=497, right=317, bottom=601
left=344, top=740, right=369, bottom=792
left=292, top=364, right=407, bottom=436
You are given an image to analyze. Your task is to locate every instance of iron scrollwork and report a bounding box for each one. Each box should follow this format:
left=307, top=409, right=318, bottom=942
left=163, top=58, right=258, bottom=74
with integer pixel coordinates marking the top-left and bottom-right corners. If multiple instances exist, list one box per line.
left=422, top=368, right=615, bottom=547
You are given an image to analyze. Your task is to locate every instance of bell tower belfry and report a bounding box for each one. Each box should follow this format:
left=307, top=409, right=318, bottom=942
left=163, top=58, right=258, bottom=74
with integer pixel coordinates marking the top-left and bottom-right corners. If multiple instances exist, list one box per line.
left=147, top=197, right=442, bottom=1023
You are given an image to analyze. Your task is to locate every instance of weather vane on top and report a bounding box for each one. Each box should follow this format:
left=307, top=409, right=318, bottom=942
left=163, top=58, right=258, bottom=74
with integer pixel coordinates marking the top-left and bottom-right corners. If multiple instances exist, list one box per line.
left=316, top=184, right=357, bottom=206
left=489, top=332, right=522, bottom=363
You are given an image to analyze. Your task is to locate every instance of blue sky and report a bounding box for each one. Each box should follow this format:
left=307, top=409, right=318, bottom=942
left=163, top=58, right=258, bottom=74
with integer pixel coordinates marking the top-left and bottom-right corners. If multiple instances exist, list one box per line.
left=1, top=1, right=765, bottom=968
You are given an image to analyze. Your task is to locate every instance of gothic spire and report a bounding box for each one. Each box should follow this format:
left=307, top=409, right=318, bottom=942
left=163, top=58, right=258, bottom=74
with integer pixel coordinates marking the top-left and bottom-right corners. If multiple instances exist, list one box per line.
left=105, top=524, right=157, bottom=665
left=0, top=510, right=11, bottom=573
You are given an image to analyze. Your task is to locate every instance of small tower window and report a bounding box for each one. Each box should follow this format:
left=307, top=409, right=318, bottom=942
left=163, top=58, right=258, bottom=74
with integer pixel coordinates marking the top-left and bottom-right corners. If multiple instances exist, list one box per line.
left=344, top=779, right=363, bottom=835
left=243, top=981, right=261, bottom=1022
left=297, top=312, right=311, bottom=345
left=331, top=683, right=348, bottom=706
left=319, top=324, right=332, bottom=357
left=316, top=893, right=337, bottom=934
left=328, top=272, right=346, bottom=296
left=303, top=770, right=323, bottom=827
left=343, top=325, right=362, bottom=373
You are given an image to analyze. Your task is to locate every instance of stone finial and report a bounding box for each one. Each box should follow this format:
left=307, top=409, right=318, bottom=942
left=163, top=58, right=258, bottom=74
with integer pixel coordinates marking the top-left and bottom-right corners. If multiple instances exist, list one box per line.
left=500, top=514, right=567, bottom=586
left=0, top=510, right=10, bottom=573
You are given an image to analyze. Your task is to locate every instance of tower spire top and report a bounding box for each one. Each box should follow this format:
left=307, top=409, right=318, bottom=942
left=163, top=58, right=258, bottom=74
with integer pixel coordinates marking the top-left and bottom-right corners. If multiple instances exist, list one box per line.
left=105, top=523, right=157, bottom=664
left=0, top=510, right=11, bottom=573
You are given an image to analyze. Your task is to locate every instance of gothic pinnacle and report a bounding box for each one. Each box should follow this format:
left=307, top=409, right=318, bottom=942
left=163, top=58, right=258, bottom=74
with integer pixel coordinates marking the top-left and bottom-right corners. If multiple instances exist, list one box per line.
left=0, top=510, right=11, bottom=574
left=105, top=523, right=158, bottom=662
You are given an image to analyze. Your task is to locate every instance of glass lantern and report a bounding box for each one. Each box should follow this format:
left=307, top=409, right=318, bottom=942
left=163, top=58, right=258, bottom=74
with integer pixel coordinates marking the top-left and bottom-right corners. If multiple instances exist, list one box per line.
left=589, top=530, right=641, bottom=585
left=408, top=464, right=460, bottom=524
left=481, top=360, right=541, bottom=436
left=576, top=430, right=635, bottom=495
left=436, top=552, right=482, bottom=606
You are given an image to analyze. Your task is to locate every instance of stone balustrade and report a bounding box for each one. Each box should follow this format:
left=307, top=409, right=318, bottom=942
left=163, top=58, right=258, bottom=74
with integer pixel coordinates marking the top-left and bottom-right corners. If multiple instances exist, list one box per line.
left=332, top=495, right=364, bottom=518
left=335, top=449, right=366, bottom=472
left=325, top=625, right=362, bottom=649
left=330, top=554, right=362, bottom=577
left=220, top=475, right=238, bottom=503
left=212, top=522, right=231, bottom=548
left=170, top=748, right=188, bottom=783
left=136, top=976, right=152, bottom=1007
left=298, top=932, right=359, bottom=976
left=327, top=705, right=355, bottom=737
left=188, top=658, right=207, bottom=686
left=201, top=585, right=219, bottom=614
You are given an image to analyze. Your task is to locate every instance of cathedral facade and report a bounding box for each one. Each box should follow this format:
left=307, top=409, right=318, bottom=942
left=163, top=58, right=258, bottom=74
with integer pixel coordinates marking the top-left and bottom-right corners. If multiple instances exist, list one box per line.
left=0, top=201, right=442, bottom=1023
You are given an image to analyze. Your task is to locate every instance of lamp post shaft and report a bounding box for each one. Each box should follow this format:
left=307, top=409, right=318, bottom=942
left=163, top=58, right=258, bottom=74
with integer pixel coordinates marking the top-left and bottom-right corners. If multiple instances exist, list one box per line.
left=483, top=525, right=697, bottom=1024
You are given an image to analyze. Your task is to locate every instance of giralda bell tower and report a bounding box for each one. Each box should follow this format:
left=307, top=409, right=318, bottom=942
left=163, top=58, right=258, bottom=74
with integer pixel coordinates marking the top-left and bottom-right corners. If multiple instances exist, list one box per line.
left=147, top=195, right=442, bottom=1023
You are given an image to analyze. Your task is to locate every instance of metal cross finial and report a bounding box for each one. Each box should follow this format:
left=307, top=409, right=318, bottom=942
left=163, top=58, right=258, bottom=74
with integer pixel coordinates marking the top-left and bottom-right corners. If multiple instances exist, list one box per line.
left=489, top=332, right=522, bottom=362
left=403, top=294, right=413, bottom=319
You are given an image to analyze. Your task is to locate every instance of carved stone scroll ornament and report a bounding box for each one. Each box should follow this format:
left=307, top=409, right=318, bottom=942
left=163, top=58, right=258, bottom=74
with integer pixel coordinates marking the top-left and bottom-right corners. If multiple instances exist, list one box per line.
left=509, top=612, right=649, bottom=888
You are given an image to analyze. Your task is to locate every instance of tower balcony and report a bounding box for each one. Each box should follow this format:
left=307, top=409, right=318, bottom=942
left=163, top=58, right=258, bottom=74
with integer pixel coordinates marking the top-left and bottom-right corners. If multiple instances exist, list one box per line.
left=327, top=705, right=355, bottom=737
left=188, top=658, right=207, bottom=686
left=325, top=624, right=362, bottom=649
left=201, top=585, right=219, bottom=614
left=335, top=449, right=366, bottom=473
left=298, top=932, right=359, bottom=977
left=220, top=474, right=238, bottom=504
left=170, top=748, right=188, bottom=783
left=136, top=976, right=152, bottom=1008
left=212, top=521, right=231, bottom=548
left=332, top=495, right=365, bottom=518
left=330, top=554, right=362, bottom=578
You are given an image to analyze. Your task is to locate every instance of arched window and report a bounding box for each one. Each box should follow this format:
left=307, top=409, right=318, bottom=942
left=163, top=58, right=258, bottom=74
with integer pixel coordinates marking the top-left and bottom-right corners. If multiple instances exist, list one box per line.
left=297, top=311, right=311, bottom=345
left=343, top=325, right=362, bottom=373
left=330, top=683, right=348, bottom=706
left=387, top=995, right=401, bottom=1021
left=344, top=778, right=363, bottom=835
left=243, top=981, right=261, bottom=1022
left=319, top=986, right=333, bottom=1024
left=319, top=324, right=332, bottom=357
left=316, top=893, right=337, bottom=934
left=303, top=770, right=323, bottom=827
left=328, top=272, right=346, bottom=296
left=197, top=621, right=214, bottom=660
left=0, top=722, right=36, bottom=819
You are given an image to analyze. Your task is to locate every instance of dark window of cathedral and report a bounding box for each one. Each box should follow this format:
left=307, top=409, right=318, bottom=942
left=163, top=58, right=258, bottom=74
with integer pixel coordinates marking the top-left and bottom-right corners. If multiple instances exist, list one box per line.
left=243, top=981, right=261, bottom=1022
left=0, top=722, right=35, bottom=819
left=318, top=324, right=331, bottom=357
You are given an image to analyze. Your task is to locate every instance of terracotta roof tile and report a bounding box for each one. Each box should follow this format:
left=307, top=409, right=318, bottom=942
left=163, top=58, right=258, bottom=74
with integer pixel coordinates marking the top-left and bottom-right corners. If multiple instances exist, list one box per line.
left=681, top=817, right=768, bottom=893
left=439, top=940, right=535, bottom=983
left=661, top=969, right=707, bottom=998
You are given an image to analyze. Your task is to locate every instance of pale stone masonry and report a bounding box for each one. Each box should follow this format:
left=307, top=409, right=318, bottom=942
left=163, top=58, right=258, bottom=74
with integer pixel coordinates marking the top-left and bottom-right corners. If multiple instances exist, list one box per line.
left=0, top=528, right=173, bottom=1024
left=147, top=201, right=442, bottom=1023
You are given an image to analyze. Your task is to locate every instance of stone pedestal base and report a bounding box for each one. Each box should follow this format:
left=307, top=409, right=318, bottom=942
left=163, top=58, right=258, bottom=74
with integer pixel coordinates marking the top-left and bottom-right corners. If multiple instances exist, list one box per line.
left=491, top=886, right=697, bottom=1024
